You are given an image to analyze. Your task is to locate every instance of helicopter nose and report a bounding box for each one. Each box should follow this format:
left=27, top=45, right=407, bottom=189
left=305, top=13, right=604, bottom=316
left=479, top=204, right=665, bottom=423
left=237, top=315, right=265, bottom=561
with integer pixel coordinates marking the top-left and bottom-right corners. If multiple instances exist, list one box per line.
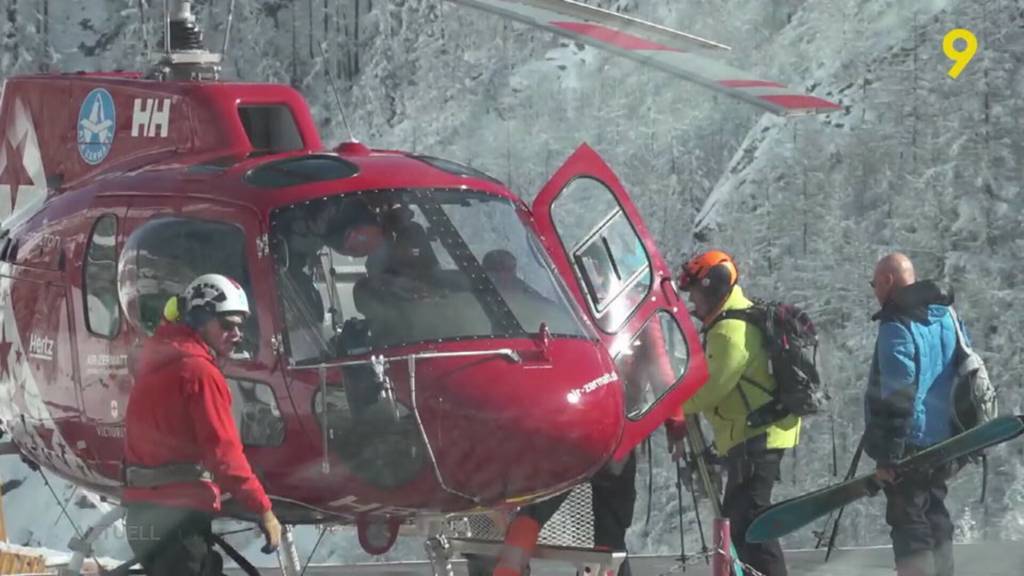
left=412, top=338, right=623, bottom=504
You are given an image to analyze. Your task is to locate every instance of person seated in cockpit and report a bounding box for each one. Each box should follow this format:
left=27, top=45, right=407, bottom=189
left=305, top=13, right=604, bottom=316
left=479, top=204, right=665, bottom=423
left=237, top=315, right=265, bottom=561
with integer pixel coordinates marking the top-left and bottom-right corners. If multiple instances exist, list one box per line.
left=483, top=249, right=544, bottom=299
left=326, top=199, right=388, bottom=272
left=379, top=205, right=439, bottom=280
left=328, top=200, right=439, bottom=301
left=481, top=248, right=574, bottom=334
left=329, top=200, right=460, bottom=346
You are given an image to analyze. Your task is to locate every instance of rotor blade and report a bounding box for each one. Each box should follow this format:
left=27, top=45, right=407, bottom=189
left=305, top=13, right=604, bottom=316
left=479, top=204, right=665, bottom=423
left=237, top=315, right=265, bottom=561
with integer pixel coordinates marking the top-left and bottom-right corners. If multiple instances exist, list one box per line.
left=449, top=0, right=841, bottom=117
left=455, top=0, right=730, bottom=52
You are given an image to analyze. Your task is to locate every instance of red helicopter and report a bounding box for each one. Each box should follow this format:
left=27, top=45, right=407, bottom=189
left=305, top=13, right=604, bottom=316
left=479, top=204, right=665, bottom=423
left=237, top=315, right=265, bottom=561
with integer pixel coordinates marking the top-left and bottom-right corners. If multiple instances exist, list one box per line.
left=0, top=0, right=838, bottom=565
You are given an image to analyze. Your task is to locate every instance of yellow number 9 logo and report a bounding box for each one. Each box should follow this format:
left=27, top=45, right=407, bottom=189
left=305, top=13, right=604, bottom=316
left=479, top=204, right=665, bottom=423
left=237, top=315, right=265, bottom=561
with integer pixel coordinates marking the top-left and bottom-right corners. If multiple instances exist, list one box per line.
left=943, top=29, right=977, bottom=79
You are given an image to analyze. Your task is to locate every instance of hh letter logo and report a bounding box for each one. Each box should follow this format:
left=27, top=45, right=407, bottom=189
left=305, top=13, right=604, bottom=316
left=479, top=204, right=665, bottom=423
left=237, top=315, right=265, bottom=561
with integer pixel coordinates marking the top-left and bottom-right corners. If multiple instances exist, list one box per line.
left=131, top=98, right=171, bottom=138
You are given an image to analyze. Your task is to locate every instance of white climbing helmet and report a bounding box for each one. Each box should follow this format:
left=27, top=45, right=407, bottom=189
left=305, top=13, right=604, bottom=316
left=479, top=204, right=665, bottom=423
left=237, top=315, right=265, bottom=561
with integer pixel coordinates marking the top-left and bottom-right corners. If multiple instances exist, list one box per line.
left=183, top=273, right=250, bottom=317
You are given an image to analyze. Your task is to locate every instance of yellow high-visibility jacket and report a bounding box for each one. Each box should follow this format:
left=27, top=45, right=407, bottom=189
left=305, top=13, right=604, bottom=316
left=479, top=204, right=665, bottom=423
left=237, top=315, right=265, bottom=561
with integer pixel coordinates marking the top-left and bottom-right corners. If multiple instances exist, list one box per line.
left=684, top=285, right=801, bottom=454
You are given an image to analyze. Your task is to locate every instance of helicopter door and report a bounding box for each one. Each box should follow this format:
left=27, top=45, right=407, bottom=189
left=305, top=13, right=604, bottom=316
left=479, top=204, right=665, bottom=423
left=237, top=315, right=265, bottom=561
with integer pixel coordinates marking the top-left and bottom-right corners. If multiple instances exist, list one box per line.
left=114, top=199, right=290, bottom=465
left=531, top=144, right=707, bottom=460
left=73, top=203, right=130, bottom=481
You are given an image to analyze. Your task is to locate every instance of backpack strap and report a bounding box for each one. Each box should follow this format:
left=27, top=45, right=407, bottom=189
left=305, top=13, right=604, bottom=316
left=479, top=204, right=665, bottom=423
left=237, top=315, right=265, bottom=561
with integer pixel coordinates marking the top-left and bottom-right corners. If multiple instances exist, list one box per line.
left=705, top=308, right=775, bottom=416
left=948, top=307, right=972, bottom=355
left=715, top=308, right=775, bottom=396
left=738, top=374, right=774, bottom=397
left=717, top=308, right=755, bottom=324
left=947, top=306, right=990, bottom=502
left=702, top=308, right=754, bottom=335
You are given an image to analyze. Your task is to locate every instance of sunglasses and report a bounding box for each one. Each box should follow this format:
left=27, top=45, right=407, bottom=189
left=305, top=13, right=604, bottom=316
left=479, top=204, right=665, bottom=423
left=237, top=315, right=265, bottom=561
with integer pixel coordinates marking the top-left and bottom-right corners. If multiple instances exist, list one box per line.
left=218, top=316, right=245, bottom=332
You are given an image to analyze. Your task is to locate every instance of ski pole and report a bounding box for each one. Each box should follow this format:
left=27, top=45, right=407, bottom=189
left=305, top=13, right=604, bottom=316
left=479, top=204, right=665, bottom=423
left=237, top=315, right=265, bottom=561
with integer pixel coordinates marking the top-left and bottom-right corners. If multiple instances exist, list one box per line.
left=685, top=417, right=745, bottom=576
left=819, top=435, right=864, bottom=561
left=674, top=459, right=687, bottom=570
left=815, top=434, right=862, bottom=548
left=679, top=453, right=708, bottom=564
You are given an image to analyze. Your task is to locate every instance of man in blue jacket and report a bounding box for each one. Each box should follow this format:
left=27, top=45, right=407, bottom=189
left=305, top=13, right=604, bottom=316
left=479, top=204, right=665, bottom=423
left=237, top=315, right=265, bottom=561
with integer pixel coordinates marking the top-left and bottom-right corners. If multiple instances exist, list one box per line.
left=865, top=252, right=961, bottom=576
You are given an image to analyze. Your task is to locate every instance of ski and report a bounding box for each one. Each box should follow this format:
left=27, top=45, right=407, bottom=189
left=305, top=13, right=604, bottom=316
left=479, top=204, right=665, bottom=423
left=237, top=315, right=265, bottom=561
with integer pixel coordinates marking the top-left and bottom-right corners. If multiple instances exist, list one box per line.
left=746, top=415, right=1024, bottom=544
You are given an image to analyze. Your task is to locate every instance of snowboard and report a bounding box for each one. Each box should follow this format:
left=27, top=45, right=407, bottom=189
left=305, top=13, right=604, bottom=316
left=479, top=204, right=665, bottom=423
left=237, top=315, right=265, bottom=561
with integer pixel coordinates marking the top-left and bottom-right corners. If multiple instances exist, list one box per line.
left=746, top=414, right=1024, bottom=544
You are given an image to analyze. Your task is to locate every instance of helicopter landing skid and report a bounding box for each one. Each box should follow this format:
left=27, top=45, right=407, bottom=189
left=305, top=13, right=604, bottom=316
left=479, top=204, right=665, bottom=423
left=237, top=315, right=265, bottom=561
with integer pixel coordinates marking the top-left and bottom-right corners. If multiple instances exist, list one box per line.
left=275, top=524, right=302, bottom=576
left=445, top=537, right=626, bottom=576
left=59, top=505, right=126, bottom=576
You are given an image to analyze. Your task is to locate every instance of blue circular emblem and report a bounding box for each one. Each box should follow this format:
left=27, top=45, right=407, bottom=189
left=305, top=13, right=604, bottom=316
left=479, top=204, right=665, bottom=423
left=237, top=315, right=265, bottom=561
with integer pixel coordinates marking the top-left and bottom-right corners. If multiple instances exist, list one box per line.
left=77, top=88, right=116, bottom=165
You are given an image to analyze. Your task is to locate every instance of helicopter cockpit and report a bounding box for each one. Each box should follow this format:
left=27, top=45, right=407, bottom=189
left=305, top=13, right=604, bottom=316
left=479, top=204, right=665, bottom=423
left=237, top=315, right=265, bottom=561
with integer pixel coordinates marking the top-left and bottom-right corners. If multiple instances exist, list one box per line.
left=269, top=189, right=589, bottom=366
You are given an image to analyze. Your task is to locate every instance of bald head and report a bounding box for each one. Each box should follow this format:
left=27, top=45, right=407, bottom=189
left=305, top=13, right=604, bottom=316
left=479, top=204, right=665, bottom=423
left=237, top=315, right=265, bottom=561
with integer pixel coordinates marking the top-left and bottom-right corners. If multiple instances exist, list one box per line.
left=872, top=252, right=916, bottom=305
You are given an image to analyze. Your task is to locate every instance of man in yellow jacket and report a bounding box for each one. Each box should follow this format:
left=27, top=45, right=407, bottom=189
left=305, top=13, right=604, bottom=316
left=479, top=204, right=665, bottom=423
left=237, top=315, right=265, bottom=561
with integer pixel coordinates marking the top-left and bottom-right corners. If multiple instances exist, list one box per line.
left=675, top=250, right=800, bottom=576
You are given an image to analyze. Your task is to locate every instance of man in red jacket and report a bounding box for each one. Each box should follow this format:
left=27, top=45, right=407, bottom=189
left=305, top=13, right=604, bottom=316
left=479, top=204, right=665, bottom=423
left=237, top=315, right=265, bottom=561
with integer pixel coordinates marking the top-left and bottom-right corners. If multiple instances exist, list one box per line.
left=123, top=273, right=281, bottom=575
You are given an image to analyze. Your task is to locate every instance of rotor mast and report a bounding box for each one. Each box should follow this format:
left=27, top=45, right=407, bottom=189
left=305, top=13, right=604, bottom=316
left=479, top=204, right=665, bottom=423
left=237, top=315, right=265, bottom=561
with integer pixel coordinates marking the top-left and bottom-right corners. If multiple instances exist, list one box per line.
left=149, top=0, right=222, bottom=81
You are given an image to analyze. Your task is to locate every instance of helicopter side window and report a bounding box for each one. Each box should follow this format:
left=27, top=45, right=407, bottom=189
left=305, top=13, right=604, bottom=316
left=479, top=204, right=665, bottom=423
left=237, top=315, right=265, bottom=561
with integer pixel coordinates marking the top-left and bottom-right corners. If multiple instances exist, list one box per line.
left=84, top=214, right=120, bottom=338
left=550, top=177, right=652, bottom=333
left=118, top=217, right=259, bottom=355
left=226, top=377, right=285, bottom=447
left=238, top=105, right=303, bottom=153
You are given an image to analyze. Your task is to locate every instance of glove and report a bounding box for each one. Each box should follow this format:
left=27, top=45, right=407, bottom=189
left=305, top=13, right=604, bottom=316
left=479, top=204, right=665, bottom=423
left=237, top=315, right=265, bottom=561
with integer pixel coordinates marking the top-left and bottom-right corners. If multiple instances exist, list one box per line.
left=665, top=419, right=687, bottom=459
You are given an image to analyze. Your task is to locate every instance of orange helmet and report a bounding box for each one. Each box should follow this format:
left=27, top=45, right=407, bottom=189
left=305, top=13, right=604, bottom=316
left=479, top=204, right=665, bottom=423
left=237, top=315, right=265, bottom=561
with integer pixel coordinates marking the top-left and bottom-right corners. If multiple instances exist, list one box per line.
left=678, top=250, right=738, bottom=292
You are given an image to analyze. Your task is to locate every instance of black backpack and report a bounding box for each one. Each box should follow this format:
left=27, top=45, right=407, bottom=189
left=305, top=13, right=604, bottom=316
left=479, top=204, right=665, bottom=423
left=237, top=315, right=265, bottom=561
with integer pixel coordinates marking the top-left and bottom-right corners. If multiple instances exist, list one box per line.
left=714, top=301, right=827, bottom=427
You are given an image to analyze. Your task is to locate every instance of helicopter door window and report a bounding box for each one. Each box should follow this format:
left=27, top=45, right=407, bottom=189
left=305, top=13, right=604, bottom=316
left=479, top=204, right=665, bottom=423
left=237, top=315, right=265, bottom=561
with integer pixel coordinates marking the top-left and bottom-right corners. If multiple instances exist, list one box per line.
left=225, top=377, right=285, bottom=447
left=614, top=311, right=690, bottom=419
left=238, top=105, right=303, bottom=154
left=118, top=217, right=259, bottom=355
left=550, top=177, right=653, bottom=333
left=84, top=214, right=120, bottom=338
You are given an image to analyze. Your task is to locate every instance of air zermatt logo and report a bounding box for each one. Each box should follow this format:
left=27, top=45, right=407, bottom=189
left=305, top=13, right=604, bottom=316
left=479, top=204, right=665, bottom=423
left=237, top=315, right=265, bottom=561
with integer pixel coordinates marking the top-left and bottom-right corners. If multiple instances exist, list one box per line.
left=77, top=88, right=116, bottom=165
left=0, top=97, right=46, bottom=222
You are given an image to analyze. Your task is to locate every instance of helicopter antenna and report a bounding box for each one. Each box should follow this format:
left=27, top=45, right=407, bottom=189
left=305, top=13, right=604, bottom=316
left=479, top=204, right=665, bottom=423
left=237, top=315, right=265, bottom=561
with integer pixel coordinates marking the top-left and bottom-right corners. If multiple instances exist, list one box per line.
left=222, top=0, right=236, bottom=58
left=317, top=40, right=356, bottom=143
left=163, top=0, right=170, bottom=54
left=150, top=0, right=222, bottom=81
left=137, top=0, right=150, bottom=61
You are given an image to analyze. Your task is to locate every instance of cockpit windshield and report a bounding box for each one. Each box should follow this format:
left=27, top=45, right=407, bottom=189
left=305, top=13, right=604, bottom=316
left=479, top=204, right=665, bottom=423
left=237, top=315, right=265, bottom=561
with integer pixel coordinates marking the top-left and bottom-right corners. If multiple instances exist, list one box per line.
left=270, top=188, right=588, bottom=364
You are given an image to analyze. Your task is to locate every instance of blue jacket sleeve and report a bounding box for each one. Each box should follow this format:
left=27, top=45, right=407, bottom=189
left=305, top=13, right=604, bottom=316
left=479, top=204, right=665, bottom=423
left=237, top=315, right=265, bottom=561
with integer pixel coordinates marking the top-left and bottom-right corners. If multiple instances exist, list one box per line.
left=878, top=322, right=916, bottom=400
left=872, top=322, right=917, bottom=463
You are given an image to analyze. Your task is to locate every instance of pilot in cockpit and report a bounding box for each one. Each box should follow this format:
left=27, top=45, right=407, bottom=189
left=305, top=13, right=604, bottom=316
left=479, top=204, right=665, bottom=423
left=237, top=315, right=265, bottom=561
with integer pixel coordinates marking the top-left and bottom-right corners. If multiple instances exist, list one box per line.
left=482, top=249, right=544, bottom=299
left=326, top=199, right=447, bottom=347
left=329, top=200, right=439, bottom=302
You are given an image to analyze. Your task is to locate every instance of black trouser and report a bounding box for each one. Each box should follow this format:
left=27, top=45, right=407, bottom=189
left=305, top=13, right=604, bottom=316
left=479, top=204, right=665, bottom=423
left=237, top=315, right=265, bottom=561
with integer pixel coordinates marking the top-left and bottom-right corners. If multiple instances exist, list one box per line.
left=722, top=434, right=787, bottom=576
left=125, top=503, right=223, bottom=576
left=883, top=464, right=954, bottom=576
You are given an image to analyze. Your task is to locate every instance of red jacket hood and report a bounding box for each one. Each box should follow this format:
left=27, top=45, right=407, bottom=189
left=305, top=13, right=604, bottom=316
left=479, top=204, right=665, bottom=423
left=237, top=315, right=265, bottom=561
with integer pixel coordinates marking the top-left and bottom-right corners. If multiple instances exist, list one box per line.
left=138, top=323, right=214, bottom=374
